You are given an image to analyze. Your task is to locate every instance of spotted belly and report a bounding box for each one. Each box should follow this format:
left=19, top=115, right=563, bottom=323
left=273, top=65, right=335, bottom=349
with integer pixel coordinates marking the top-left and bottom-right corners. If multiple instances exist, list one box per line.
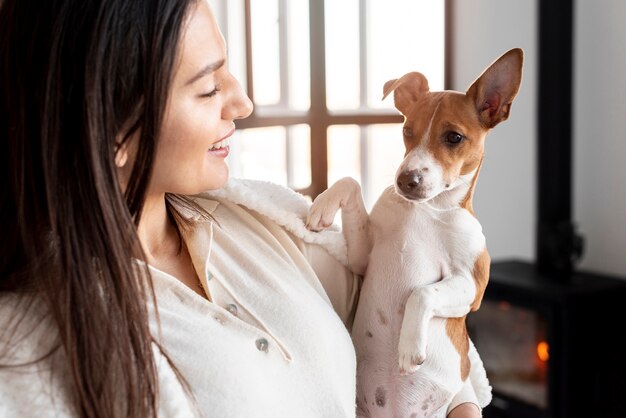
left=352, top=275, right=464, bottom=417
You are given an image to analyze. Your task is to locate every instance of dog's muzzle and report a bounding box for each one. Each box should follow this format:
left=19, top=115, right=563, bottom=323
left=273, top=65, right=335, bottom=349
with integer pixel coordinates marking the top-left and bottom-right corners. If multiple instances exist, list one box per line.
left=396, top=170, right=426, bottom=200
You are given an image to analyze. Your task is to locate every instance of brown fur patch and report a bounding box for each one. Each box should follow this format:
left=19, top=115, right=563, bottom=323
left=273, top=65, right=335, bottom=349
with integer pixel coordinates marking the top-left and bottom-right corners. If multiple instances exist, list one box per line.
left=446, top=317, right=470, bottom=381
left=424, top=95, right=485, bottom=180
left=460, top=157, right=484, bottom=216
left=470, top=248, right=491, bottom=311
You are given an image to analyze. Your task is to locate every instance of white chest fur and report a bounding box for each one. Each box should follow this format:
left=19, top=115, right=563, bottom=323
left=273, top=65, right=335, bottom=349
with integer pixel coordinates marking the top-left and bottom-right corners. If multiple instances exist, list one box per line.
left=368, top=186, right=485, bottom=286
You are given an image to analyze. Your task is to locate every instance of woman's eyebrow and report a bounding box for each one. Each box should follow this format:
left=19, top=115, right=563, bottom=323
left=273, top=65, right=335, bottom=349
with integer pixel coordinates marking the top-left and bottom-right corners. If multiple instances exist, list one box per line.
left=185, top=58, right=225, bottom=86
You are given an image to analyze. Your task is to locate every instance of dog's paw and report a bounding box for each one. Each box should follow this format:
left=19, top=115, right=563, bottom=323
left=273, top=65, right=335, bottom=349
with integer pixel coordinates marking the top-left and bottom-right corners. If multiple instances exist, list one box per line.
left=306, top=190, right=343, bottom=232
left=306, top=199, right=338, bottom=232
left=398, top=326, right=427, bottom=375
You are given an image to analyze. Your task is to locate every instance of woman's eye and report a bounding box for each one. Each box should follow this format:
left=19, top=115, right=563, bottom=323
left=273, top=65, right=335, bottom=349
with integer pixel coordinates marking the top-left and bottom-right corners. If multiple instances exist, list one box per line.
left=199, top=87, right=220, bottom=99
left=445, top=131, right=465, bottom=145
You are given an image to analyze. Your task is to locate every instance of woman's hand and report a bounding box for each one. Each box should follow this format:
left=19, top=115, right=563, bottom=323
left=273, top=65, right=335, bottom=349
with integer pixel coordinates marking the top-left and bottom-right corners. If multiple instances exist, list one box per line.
left=448, top=402, right=481, bottom=418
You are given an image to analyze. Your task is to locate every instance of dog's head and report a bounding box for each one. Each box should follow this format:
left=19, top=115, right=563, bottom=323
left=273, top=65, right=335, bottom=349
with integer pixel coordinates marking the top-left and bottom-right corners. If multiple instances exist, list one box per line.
left=384, top=48, right=523, bottom=203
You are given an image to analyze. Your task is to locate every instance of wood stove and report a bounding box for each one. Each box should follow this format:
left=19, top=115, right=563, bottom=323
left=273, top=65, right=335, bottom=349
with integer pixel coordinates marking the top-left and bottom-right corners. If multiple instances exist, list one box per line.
left=461, top=0, right=626, bottom=417
left=468, top=261, right=626, bottom=418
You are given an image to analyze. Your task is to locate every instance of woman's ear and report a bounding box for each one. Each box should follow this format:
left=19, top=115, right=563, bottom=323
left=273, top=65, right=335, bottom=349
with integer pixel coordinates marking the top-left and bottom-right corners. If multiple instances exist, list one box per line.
left=114, top=141, right=128, bottom=168
left=114, top=141, right=129, bottom=168
left=114, top=133, right=138, bottom=194
left=114, top=126, right=139, bottom=168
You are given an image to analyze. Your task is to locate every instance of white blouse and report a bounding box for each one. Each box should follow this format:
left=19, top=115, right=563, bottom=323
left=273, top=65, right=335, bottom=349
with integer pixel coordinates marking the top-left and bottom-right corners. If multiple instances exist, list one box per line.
left=146, top=193, right=360, bottom=417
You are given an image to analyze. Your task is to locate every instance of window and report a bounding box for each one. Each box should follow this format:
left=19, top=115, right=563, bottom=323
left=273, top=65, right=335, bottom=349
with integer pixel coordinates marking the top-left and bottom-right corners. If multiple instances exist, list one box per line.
left=209, top=0, right=447, bottom=209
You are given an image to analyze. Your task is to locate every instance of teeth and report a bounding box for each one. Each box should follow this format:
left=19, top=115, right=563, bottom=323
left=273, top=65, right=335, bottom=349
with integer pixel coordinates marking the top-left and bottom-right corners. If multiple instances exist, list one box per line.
left=209, top=138, right=229, bottom=150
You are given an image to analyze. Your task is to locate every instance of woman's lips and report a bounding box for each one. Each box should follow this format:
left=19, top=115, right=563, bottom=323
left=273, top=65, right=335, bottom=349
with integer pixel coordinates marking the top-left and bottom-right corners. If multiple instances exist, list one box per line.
left=207, top=145, right=229, bottom=158
left=207, top=128, right=235, bottom=158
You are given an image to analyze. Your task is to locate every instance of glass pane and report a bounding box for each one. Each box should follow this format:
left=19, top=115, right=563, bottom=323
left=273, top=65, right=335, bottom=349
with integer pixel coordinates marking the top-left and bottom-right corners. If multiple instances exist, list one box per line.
left=228, top=127, right=287, bottom=185
left=225, top=1, right=247, bottom=91
left=250, top=0, right=281, bottom=105
left=325, top=0, right=361, bottom=111
left=367, top=0, right=445, bottom=109
left=327, top=125, right=361, bottom=185
left=365, top=124, right=405, bottom=209
left=327, top=124, right=405, bottom=210
left=287, top=1, right=310, bottom=111
left=287, top=125, right=312, bottom=189
left=468, top=300, right=549, bottom=410
left=207, top=0, right=248, bottom=92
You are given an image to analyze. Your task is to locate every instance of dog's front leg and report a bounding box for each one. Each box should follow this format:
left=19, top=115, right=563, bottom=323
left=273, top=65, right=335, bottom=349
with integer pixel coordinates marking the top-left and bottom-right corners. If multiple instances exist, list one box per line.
left=398, top=271, right=476, bottom=374
left=306, top=177, right=372, bottom=275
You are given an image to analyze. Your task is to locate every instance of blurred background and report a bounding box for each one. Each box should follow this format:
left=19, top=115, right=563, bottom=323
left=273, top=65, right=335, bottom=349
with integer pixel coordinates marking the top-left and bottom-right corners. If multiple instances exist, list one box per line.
left=208, top=0, right=625, bottom=279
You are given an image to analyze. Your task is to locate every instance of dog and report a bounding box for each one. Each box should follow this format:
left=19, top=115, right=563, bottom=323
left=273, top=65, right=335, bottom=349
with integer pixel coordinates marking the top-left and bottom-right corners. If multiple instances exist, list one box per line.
left=306, top=48, right=523, bottom=417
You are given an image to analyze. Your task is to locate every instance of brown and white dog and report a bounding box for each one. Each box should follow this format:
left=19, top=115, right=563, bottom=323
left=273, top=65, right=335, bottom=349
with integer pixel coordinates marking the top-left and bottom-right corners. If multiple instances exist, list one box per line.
left=307, top=49, right=523, bottom=417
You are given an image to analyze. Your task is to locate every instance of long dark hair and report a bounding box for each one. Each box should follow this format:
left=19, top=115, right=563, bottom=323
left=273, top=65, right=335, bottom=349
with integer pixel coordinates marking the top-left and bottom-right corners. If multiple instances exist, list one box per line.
left=0, top=0, right=200, bottom=416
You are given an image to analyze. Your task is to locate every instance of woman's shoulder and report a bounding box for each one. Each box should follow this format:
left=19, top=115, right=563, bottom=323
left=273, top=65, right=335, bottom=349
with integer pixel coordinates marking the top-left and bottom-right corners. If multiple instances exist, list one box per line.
left=195, top=178, right=310, bottom=219
left=195, top=178, right=349, bottom=266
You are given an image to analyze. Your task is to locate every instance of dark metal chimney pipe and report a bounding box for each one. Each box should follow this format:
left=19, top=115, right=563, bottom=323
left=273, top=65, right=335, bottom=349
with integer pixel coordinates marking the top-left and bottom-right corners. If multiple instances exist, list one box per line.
left=536, top=0, right=584, bottom=277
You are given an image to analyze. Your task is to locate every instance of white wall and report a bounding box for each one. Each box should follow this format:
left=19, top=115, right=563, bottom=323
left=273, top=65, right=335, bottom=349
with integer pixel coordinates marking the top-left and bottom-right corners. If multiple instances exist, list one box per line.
left=574, top=0, right=626, bottom=277
left=451, top=0, right=626, bottom=279
left=450, top=0, right=538, bottom=263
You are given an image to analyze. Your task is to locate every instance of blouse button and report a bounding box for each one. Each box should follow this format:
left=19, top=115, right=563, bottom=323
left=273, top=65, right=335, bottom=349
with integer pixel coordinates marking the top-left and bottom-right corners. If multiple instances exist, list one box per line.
left=255, top=338, right=269, bottom=352
left=226, top=303, right=238, bottom=316
left=206, top=271, right=213, bottom=281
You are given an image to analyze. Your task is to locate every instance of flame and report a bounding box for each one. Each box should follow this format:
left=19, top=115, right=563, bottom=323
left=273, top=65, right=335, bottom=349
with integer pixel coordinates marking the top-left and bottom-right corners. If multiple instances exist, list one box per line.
left=537, top=341, right=550, bottom=362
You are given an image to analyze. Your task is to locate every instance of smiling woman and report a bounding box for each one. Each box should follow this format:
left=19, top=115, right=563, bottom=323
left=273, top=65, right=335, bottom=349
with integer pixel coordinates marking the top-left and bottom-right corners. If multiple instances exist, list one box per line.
left=115, top=0, right=253, bottom=300
left=122, top=3, right=252, bottom=199
left=0, top=0, right=483, bottom=417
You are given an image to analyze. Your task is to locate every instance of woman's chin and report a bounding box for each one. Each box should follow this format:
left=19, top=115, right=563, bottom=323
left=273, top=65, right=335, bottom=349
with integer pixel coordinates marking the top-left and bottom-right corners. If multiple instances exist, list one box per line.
left=203, top=165, right=229, bottom=191
left=164, top=165, right=229, bottom=195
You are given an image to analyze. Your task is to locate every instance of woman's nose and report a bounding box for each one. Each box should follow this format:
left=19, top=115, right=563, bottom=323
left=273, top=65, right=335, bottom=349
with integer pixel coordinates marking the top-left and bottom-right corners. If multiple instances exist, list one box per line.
left=224, top=76, right=253, bottom=120
left=237, top=93, right=253, bottom=120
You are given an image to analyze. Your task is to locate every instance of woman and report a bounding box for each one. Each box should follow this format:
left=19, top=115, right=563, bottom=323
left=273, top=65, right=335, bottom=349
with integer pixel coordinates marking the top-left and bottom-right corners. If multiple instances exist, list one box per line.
left=0, top=0, right=484, bottom=416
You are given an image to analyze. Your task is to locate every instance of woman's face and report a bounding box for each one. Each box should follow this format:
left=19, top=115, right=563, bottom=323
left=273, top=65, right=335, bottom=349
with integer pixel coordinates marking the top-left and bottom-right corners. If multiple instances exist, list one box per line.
left=143, top=1, right=253, bottom=195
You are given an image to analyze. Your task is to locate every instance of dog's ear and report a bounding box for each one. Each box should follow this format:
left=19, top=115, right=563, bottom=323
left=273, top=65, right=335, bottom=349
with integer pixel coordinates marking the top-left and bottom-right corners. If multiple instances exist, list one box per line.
left=382, top=72, right=430, bottom=115
left=466, top=48, right=523, bottom=128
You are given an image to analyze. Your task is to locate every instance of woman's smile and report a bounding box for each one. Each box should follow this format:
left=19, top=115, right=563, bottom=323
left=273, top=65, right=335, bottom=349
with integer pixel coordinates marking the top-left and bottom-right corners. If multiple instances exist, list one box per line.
left=207, top=139, right=229, bottom=157
left=208, top=127, right=235, bottom=157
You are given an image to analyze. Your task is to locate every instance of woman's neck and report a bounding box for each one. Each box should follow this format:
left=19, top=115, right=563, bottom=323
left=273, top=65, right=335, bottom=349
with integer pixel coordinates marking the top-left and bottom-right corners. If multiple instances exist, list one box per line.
left=136, top=193, right=179, bottom=262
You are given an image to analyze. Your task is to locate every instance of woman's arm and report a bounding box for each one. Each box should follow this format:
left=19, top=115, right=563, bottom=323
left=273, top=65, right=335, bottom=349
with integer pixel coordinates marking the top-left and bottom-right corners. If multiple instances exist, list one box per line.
left=448, top=403, right=481, bottom=418
left=300, top=242, right=362, bottom=330
left=446, top=377, right=483, bottom=418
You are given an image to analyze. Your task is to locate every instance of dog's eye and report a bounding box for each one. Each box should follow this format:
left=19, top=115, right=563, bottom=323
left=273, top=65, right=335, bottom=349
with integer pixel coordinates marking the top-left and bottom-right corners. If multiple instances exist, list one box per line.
left=403, top=126, right=413, bottom=138
left=445, top=131, right=465, bottom=145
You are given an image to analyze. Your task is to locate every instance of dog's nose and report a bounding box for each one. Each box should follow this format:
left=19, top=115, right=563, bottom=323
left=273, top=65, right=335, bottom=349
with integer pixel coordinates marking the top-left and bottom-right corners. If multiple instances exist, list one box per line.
left=397, top=170, right=422, bottom=197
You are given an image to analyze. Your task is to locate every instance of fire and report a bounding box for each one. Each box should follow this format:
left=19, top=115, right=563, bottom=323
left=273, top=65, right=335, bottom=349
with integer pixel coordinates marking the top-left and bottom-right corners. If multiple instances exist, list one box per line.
left=498, top=301, right=511, bottom=311
left=537, top=341, right=550, bottom=362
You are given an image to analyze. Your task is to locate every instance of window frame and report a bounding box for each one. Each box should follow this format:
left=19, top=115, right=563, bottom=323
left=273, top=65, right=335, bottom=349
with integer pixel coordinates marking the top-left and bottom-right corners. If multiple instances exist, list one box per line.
left=234, top=0, right=453, bottom=198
